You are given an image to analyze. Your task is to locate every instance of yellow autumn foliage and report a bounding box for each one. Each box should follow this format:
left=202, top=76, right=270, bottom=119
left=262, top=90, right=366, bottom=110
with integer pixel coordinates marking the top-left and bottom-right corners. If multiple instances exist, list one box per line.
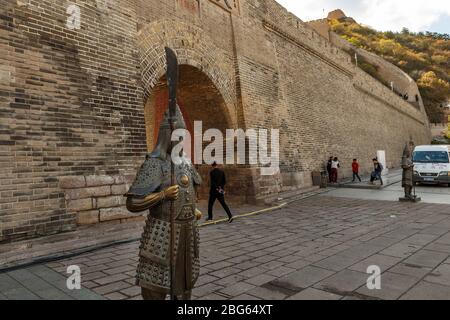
left=329, top=19, right=450, bottom=123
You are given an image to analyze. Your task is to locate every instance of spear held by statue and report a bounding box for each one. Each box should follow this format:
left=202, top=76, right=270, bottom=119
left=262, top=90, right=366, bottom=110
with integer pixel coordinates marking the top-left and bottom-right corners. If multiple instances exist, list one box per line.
left=165, top=47, right=178, bottom=300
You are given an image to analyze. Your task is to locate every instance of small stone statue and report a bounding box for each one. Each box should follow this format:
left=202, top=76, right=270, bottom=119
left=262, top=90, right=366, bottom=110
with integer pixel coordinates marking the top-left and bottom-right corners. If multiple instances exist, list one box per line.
left=400, top=142, right=421, bottom=202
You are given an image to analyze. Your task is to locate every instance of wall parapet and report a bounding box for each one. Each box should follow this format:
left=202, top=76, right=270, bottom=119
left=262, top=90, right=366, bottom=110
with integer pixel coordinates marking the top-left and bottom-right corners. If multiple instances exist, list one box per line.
left=263, top=20, right=354, bottom=79
left=354, top=84, right=425, bottom=125
left=263, top=0, right=353, bottom=66
left=354, top=66, right=429, bottom=126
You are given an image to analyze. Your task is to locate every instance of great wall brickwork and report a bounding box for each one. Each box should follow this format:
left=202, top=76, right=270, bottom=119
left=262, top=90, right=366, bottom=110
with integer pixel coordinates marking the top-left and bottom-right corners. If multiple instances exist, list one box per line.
left=0, top=0, right=431, bottom=242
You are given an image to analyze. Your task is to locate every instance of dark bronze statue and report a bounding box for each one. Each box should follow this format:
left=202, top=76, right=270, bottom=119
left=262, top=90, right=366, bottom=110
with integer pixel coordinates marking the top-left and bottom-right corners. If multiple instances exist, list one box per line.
left=125, top=48, right=202, bottom=300
left=401, top=143, right=414, bottom=198
left=400, top=141, right=420, bottom=202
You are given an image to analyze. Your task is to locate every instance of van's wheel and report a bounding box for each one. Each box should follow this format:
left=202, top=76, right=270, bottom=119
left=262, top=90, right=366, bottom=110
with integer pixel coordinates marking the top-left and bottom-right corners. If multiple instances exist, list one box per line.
left=448, top=183, right=450, bottom=187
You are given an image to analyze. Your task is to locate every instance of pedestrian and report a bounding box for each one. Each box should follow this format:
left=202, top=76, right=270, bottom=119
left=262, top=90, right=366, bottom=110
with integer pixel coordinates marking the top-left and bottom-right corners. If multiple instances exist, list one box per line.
left=370, top=158, right=384, bottom=185
left=207, top=162, right=233, bottom=223
left=352, top=159, right=362, bottom=182
left=330, top=157, right=340, bottom=183
left=327, top=157, right=333, bottom=182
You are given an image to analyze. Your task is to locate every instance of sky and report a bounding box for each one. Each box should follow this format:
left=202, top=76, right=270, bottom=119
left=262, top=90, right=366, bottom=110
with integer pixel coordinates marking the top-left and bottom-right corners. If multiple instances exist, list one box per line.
left=275, top=0, right=450, bottom=34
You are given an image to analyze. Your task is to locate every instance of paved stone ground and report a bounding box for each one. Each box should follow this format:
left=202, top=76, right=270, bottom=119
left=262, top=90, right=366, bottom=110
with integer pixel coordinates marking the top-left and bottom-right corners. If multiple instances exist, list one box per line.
left=336, top=169, right=402, bottom=190
left=2, top=195, right=450, bottom=300
left=0, top=265, right=105, bottom=300
left=0, top=201, right=266, bottom=270
left=328, top=181, right=450, bottom=205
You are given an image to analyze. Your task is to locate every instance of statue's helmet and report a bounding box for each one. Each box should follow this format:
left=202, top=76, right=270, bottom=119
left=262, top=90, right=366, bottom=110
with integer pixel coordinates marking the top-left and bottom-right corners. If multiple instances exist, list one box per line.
left=403, top=143, right=411, bottom=158
left=150, top=104, right=187, bottom=159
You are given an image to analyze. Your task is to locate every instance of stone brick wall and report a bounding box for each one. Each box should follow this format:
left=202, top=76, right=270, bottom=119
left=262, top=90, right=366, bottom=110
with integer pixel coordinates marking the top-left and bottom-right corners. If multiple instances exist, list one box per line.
left=1, top=0, right=431, bottom=242
left=0, top=0, right=145, bottom=242
left=59, top=175, right=143, bottom=226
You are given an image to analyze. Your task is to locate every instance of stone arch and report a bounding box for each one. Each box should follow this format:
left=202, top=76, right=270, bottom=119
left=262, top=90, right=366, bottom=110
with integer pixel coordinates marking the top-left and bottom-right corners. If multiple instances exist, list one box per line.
left=137, top=19, right=238, bottom=129
left=143, top=64, right=235, bottom=200
left=143, top=64, right=233, bottom=151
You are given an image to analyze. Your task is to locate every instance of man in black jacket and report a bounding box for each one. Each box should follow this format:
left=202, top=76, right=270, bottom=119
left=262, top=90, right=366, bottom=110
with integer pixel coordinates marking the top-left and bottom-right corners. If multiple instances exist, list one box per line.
left=370, top=158, right=384, bottom=185
left=208, top=162, right=233, bottom=223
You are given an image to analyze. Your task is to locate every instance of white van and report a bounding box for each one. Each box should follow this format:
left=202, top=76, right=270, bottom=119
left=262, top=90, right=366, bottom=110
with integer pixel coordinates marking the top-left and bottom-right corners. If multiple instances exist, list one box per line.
left=413, top=145, right=450, bottom=186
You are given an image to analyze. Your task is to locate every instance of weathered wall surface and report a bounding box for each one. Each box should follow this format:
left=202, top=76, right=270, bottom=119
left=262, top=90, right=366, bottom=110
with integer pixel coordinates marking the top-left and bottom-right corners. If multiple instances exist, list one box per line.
left=0, top=0, right=431, bottom=243
left=0, top=0, right=145, bottom=242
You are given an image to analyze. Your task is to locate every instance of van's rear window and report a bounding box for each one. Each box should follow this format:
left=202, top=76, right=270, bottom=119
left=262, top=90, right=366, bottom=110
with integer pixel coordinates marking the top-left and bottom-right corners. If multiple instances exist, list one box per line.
left=413, top=151, right=449, bottom=163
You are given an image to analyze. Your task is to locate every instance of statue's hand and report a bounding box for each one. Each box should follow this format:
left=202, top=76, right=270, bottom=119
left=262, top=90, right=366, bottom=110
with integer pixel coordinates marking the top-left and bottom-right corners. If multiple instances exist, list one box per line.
left=195, top=209, right=202, bottom=220
left=164, top=185, right=180, bottom=201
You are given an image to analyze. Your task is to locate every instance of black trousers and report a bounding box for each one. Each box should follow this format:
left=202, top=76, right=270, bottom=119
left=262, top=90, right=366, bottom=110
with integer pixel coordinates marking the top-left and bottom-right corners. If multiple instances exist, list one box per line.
left=370, top=172, right=383, bottom=185
left=352, top=172, right=361, bottom=182
left=208, top=192, right=232, bottom=220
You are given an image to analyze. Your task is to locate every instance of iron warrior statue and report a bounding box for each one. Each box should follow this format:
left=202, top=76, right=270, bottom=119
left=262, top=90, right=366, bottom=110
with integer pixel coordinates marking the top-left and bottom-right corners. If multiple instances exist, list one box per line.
left=125, top=48, right=202, bottom=300
left=399, top=142, right=421, bottom=202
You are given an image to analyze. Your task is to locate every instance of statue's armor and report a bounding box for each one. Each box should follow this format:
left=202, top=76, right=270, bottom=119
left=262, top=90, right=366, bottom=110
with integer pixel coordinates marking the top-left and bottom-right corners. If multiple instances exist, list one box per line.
left=127, top=48, right=201, bottom=298
left=126, top=155, right=201, bottom=295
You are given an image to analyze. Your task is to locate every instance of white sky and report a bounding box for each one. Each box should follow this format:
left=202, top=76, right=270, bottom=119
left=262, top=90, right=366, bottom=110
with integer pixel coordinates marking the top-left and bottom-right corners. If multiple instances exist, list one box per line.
left=275, top=0, right=450, bottom=33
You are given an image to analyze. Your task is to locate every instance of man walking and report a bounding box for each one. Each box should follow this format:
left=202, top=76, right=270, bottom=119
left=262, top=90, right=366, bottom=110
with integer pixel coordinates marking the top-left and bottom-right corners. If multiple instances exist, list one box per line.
left=352, top=159, right=362, bottom=182
left=370, top=158, right=384, bottom=185
left=208, top=162, right=233, bottom=223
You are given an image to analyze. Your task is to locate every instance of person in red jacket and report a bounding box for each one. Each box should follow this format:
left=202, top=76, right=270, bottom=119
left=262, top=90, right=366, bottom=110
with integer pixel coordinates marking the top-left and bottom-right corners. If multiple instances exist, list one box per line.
left=352, top=159, right=362, bottom=182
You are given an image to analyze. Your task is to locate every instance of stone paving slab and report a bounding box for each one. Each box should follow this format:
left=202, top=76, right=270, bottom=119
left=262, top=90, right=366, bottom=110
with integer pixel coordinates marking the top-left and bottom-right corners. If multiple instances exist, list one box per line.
left=314, top=269, right=368, bottom=293
left=287, top=288, right=342, bottom=300
left=356, top=272, right=419, bottom=300
left=389, top=263, right=432, bottom=279
left=401, top=281, right=450, bottom=300
left=348, top=254, right=402, bottom=273
left=424, top=264, right=450, bottom=286
left=0, top=265, right=105, bottom=300
left=2, top=196, right=450, bottom=300
left=270, top=266, right=335, bottom=290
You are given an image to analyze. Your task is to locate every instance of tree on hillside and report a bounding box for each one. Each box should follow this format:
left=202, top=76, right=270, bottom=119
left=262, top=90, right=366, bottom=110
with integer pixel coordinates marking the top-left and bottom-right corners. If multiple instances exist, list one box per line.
left=377, top=39, right=403, bottom=55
